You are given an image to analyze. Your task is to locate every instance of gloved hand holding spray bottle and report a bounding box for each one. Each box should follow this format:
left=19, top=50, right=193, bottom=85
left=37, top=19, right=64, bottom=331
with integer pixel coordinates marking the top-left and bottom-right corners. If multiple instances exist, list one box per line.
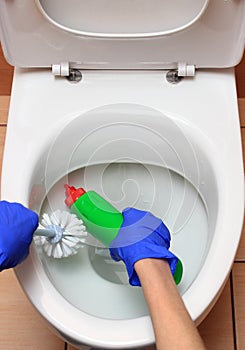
left=65, top=185, right=183, bottom=286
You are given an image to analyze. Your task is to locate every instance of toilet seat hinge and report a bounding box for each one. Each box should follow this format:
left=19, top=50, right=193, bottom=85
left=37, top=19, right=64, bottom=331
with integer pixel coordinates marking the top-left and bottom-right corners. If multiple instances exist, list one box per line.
left=177, top=62, right=196, bottom=77
left=52, top=62, right=70, bottom=77
left=52, top=62, right=82, bottom=82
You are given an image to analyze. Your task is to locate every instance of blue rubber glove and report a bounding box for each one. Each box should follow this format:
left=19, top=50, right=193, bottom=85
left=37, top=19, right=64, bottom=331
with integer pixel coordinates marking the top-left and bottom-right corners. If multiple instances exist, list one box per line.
left=109, top=207, right=178, bottom=286
left=0, top=201, right=38, bottom=271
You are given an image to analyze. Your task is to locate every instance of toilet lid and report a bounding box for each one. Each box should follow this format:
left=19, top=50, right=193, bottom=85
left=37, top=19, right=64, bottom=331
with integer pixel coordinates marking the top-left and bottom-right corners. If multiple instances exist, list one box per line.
left=0, top=0, right=244, bottom=69
left=36, top=0, right=209, bottom=37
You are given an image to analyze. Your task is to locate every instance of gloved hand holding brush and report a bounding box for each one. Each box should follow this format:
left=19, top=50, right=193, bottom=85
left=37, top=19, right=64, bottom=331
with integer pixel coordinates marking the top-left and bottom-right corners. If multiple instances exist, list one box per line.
left=109, top=207, right=181, bottom=286
left=0, top=201, right=38, bottom=271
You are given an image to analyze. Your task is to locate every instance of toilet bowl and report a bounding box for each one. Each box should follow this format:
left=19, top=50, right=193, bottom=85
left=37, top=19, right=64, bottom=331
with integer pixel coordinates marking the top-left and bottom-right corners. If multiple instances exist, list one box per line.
left=0, top=1, right=244, bottom=348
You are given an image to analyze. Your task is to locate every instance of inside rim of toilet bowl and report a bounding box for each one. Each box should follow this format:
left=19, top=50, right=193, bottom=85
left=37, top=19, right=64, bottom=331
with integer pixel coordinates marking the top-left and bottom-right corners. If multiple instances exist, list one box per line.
left=29, top=103, right=218, bottom=234
left=26, top=104, right=219, bottom=320
left=30, top=103, right=218, bottom=206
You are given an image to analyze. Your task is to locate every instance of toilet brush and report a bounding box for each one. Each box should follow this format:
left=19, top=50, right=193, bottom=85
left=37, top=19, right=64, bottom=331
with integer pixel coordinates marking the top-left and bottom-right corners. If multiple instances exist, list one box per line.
left=34, top=210, right=87, bottom=258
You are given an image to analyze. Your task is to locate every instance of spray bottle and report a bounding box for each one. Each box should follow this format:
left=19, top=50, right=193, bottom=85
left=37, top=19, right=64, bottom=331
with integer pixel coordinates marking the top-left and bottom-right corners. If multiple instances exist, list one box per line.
left=64, top=184, right=183, bottom=284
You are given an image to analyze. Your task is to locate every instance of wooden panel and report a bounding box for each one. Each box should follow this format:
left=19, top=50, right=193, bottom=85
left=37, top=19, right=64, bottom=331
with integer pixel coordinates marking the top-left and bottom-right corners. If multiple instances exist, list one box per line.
left=198, top=279, right=234, bottom=350
left=236, top=52, right=245, bottom=98
left=236, top=220, right=245, bottom=262
left=238, top=98, right=245, bottom=127
left=0, top=270, right=65, bottom=350
left=242, top=128, right=245, bottom=176
left=0, top=96, right=10, bottom=124
left=232, top=264, right=245, bottom=350
left=0, top=126, right=6, bottom=187
left=236, top=126, right=245, bottom=261
left=0, top=45, right=13, bottom=96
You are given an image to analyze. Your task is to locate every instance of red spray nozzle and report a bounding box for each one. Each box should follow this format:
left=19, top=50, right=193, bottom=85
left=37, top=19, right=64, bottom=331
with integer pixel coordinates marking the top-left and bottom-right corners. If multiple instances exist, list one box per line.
left=64, top=184, right=86, bottom=207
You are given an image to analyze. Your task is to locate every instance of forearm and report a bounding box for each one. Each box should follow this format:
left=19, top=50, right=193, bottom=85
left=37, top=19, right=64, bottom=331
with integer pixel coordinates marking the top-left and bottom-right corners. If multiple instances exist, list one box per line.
left=134, top=258, right=206, bottom=350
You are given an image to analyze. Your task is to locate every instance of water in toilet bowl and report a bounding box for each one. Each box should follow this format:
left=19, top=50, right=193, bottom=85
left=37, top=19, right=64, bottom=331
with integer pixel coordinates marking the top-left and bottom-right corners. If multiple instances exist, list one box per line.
left=38, top=163, right=208, bottom=320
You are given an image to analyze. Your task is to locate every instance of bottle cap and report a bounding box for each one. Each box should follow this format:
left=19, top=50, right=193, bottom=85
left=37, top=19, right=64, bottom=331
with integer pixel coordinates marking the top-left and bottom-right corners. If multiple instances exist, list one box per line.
left=64, top=184, right=86, bottom=207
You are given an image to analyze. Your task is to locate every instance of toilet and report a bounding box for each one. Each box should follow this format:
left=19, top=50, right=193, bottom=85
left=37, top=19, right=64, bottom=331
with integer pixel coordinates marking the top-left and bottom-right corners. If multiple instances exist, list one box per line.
left=0, top=0, right=244, bottom=348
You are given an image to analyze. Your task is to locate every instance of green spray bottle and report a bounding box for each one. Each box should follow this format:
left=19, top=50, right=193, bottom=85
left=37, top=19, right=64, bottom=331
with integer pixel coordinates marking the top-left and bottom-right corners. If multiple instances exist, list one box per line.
left=64, top=184, right=183, bottom=284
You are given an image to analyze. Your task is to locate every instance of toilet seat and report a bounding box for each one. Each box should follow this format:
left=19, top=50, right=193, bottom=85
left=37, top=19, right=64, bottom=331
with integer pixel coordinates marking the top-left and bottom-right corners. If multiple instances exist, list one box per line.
left=1, top=68, right=244, bottom=347
left=0, top=0, right=244, bottom=348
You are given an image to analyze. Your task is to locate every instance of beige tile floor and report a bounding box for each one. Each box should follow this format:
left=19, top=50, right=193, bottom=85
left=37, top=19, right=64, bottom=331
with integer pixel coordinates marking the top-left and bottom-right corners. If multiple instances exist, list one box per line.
left=0, top=96, right=244, bottom=350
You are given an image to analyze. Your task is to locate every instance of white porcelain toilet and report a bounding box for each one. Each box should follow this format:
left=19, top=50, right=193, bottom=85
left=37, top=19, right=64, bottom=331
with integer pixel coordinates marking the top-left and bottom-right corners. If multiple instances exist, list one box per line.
left=0, top=0, right=245, bottom=348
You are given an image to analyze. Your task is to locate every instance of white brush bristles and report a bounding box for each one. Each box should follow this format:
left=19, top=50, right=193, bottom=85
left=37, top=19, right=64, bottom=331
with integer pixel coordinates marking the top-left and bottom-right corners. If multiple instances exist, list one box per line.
left=34, top=210, right=87, bottom=258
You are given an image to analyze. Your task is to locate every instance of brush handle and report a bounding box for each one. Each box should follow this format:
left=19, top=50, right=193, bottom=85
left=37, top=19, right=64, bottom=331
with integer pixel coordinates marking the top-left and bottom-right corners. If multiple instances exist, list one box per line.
left=34, top=228, right=56, bottom=239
